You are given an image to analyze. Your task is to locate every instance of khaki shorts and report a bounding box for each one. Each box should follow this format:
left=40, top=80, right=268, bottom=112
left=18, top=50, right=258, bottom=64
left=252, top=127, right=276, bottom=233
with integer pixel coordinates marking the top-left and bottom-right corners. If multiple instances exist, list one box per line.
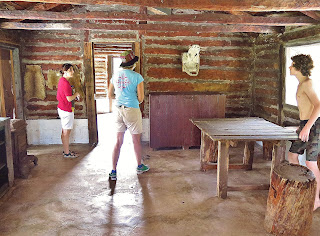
left=115, top=106, right=142, bottom=134
left=58, top=108, right=74, bottom=130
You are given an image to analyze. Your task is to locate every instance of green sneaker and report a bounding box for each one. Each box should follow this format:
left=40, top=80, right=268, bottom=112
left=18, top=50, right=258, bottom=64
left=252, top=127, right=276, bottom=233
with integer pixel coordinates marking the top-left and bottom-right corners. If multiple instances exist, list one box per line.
left=137, top=164, right=149, bottom=174
left=109, top=171, right=117, bottom=180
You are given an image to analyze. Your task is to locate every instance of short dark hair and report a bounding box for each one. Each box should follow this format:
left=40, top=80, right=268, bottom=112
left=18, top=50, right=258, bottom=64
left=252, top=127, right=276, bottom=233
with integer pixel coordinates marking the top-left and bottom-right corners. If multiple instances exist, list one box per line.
left=60, top=63, right=74, bottom=75
left=291, top=54, right=314, bottom=76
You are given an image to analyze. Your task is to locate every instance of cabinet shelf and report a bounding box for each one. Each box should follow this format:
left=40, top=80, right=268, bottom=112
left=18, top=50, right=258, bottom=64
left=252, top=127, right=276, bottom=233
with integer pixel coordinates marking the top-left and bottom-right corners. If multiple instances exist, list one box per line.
left=0, top=117, right=14, bottom=198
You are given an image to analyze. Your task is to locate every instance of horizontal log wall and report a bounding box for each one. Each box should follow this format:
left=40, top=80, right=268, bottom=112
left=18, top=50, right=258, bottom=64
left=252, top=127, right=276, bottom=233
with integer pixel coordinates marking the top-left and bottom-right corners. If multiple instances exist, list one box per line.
left=142, top=31, right=255, bottom=118
left=20, top=30, right=86, bottom=119
left=252, top=34, right=281, bottom=124
left=0, top=29, right=20, bottom=46
left=252, top=25, right=320, bottom=126
left=93, top=53, right=108, bottom=98
left=19, top=29, right=257, bottom=121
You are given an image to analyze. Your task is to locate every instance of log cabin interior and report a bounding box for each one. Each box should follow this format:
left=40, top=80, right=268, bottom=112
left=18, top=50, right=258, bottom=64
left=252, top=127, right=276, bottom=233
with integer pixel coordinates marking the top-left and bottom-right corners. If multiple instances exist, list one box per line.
left=0, top=1, right=320, bottom=235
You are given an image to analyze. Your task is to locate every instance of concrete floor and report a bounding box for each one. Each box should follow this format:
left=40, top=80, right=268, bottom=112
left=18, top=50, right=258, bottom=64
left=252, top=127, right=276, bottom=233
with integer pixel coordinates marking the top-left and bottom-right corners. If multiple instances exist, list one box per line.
left=0, top=113, right=320, bottom=236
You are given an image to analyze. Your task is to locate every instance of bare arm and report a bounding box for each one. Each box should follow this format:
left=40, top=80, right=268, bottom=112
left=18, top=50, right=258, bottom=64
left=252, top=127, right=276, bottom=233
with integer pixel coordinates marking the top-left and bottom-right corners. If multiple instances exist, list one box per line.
left=137, top=82, right=144, bottom=104
left=108, top=83, right=115, bottom=99
left=66, top=92, right=80, bottom=102
left=299, top=80, right=320, bottom=141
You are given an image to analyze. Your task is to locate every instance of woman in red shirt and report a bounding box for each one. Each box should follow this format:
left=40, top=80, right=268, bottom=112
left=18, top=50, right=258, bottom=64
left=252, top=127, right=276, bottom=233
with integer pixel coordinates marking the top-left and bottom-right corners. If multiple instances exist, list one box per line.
left=57, top=64, right=80, bottom=158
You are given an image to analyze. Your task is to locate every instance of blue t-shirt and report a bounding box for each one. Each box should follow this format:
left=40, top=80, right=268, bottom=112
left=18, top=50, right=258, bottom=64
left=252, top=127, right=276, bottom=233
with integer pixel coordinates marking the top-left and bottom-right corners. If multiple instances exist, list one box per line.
left=111, top=69, right=144, bottom=108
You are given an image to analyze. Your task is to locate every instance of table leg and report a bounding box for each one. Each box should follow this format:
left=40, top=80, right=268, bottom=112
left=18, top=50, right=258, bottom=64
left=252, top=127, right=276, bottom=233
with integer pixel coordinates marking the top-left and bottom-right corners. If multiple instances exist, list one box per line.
left=217, top=140, right=229, bottom=199
left=200, top=132, right=217, bottom=171
left=271, top=140, right=286, bottom=172
left=243, top=141, right=254, bottom=170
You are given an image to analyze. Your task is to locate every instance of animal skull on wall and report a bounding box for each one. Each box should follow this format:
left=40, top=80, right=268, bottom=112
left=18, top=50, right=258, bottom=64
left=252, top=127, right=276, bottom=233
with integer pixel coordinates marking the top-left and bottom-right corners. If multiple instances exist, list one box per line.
left=182, top=45, right=200, bottom=76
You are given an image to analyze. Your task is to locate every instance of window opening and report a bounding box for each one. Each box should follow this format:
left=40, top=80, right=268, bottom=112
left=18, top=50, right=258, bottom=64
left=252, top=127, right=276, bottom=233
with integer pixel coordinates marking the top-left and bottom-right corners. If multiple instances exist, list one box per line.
left=285, top=43, right=320, bottom=106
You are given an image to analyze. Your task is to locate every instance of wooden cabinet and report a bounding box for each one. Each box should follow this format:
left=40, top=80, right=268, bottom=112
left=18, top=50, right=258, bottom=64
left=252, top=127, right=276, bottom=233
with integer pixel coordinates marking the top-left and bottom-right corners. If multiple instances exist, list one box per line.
left=0, top=117, right=14, bottom=198
left=11, top=119, right=37, bottom=178
left=149, top=93, right=226, bottom=149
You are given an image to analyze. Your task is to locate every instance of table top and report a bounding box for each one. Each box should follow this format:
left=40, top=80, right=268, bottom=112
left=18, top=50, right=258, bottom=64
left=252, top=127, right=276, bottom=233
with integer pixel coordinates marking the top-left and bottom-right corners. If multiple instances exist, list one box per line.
left=190, top=117, right=299, bottom=141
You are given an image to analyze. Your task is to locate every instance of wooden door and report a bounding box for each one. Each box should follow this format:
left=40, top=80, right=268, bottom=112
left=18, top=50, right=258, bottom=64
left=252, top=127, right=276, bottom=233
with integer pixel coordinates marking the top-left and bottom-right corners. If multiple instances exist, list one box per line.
left=0, top=48, right=16, bottom=118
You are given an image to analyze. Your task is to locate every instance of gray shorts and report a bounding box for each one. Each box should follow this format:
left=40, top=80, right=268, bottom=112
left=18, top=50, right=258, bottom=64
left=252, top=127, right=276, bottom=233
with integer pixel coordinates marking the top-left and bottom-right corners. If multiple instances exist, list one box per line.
left=115, top=106, right=142, bottom=134
left=289, top=118, right=320, bottom=161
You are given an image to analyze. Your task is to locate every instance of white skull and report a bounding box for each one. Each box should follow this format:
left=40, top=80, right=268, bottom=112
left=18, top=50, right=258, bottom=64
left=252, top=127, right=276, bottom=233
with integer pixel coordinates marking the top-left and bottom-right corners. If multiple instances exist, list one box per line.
left=182, top=45, right=200, bottom=76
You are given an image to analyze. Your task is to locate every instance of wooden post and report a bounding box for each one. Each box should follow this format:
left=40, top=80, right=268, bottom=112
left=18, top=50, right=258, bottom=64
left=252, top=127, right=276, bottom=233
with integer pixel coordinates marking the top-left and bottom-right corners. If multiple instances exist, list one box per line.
left=107, top=55, right=113, bottom=113
left=243, top=141, right=254, bottom=170
left=265, top=162, right=316, bottom=236
left=217, top=140, right=229, bottom=199
left=84, top=42, right=98, bottom=145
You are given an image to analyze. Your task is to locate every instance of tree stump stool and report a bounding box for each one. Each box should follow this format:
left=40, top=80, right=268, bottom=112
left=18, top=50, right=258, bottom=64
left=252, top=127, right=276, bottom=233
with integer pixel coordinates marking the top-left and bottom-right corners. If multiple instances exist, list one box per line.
left=264, top=162, right=316, bottom=236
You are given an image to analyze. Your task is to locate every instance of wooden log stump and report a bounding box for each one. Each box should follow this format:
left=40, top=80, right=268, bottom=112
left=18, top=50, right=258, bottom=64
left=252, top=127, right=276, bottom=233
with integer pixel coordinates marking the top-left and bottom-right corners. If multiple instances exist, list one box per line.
left=264, top=162, right=316, bottom=236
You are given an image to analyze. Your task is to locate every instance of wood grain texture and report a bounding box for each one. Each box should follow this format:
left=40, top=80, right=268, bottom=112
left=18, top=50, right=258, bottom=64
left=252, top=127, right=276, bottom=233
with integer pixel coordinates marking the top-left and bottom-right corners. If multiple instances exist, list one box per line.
left=265, top=162, right=316, bottom=236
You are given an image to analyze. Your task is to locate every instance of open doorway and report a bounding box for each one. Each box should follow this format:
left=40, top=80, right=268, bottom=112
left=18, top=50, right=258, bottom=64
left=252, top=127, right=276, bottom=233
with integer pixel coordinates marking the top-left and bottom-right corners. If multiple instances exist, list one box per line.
left=93, top=42, right=133, bottom=114
left=93, top=42, right=137, bottom=144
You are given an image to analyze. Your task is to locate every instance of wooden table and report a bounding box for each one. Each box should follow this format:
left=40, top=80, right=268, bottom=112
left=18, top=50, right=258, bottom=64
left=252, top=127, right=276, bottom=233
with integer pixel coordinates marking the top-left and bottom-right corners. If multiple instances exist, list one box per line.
left=190, top=117, right=299, bottom=199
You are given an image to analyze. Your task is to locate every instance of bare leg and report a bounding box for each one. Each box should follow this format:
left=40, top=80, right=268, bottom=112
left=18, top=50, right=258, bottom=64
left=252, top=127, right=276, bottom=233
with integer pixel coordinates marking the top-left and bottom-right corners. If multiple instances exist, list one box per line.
left=112, top=132, right=125, bottom=170
left=306, top=160, right=320, bottom=211
left=132, top=133, right=142, bottom=166
left=61, top=129, right=72, bottom=154
left=288, top=152, right=299, bottom=164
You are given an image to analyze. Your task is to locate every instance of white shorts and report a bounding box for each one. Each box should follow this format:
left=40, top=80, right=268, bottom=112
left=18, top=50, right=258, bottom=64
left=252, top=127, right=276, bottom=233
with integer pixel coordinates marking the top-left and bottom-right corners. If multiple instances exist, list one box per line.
left=58, top=108, right=74, bottom=130
left=115, top=106, right=142, bottom=134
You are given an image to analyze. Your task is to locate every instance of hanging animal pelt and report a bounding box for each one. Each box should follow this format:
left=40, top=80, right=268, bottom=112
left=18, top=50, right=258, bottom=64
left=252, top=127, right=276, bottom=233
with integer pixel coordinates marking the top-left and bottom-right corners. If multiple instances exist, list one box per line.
left=47, top=69, right=60, bottom=89
left=24, top=65, right=46, bottom=100
left=69, top=66, right=85, bottom=98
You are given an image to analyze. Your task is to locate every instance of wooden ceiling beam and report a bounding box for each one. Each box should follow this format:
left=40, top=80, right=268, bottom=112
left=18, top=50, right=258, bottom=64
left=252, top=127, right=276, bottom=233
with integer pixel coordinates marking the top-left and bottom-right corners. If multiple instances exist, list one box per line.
left=300, top=11, right=320, bottom=21
left=0, top=22, right=279, bottom=33
left=11, top=3, right=63, bottom=23
left=27, top=3, right=62, bottom=11
left=4, top=2, right=26, bottom=10
left=147, top=7, right=169, bottom=15
left=0, top=0, right=319, bottom=11
left=0, top=10, right=316, bottom=26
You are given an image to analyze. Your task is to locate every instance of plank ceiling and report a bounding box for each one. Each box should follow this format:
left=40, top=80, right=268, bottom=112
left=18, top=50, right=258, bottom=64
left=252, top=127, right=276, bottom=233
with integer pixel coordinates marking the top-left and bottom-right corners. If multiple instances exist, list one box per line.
left=0, top=0, right=319, bottom=33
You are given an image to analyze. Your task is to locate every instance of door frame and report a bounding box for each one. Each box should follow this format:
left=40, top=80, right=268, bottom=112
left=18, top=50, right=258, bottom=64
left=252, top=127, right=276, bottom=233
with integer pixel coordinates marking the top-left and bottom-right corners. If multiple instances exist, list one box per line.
left=86, top=41, right=140, bottom=145
left=84, top=42, right=98, bottom=145
left=0, top=44, right=23, bottom=119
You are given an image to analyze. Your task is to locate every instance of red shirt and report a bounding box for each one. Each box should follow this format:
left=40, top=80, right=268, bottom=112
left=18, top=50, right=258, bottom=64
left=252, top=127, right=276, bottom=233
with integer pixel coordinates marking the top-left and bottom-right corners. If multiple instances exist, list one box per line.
left=57, top=77, right=72, bottom=112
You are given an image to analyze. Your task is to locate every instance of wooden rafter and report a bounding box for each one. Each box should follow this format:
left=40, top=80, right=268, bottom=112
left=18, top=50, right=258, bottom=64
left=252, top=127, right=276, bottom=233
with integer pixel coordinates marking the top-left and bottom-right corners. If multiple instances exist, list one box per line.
left=0, top=0, right=319, bottom=11
left=27, top=3, right=61, bottom=11
left=227, top=11, right=252, bottom=16
left=147, top=7, right=169, bottom=15
left=0, top=22, right=279, bottom=33
left=4, top=2, right=25, bottom=10
left=0, top=10, right=316, bottom=26
left=11, top=3, right=63, bottom=22
left=301, top=11, right=320, bottom=20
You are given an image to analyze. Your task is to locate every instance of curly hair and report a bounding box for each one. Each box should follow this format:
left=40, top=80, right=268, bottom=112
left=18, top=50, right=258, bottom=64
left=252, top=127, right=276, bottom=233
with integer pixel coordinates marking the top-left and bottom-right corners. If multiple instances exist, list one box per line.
left=291, top=54, right=314, bottom=77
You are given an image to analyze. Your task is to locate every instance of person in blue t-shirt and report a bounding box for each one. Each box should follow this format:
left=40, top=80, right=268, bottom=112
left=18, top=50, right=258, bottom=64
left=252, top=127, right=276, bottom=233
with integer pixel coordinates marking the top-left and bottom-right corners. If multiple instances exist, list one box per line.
left=108, top=50, right=149, bottom=180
